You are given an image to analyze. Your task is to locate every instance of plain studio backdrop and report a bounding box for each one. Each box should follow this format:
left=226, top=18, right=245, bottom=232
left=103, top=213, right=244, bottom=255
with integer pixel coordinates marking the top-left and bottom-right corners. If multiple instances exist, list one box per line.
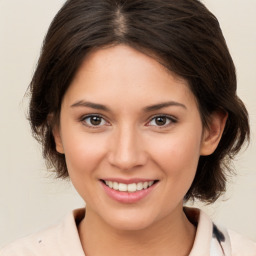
left=0, top=0, right=255, bottom=247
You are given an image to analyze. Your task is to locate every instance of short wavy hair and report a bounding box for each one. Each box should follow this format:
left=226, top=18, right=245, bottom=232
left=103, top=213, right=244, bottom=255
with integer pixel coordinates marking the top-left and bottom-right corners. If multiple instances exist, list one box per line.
left=29, top=0, right=250, bottom=203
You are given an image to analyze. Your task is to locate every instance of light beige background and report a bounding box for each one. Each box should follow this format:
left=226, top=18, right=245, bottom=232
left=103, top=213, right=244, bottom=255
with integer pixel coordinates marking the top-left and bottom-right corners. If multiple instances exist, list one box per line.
left=0, top=0, right=255, bottom=247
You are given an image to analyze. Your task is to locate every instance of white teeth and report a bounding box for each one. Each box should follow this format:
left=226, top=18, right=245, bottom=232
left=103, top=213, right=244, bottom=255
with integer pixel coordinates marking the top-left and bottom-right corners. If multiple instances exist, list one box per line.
left=149, top=181, right=154, bottom=186
left=113, top=182, right=119, bottom=190
left=143, top=182, right=148, bottom=189
left=119, top=183, right=127, bottom=192
left=104, top=180, right=155, bottom=192
left=136, top=182, right=143, bottom=191
left=127, top=183, right=137, bottom=192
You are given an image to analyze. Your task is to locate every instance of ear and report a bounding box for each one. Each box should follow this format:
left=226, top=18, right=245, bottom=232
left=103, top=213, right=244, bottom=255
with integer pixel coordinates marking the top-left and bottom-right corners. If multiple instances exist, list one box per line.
left=200, top=111, right=228, bottom=156
left=52, top=124, right=65, bottom=154
left=48, top=113, right=65, bottom=154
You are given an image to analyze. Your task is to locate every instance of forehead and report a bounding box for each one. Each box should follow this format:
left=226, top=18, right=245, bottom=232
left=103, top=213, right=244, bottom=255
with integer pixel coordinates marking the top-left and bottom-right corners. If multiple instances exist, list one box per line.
left=62, top=44, right=197, bottom=111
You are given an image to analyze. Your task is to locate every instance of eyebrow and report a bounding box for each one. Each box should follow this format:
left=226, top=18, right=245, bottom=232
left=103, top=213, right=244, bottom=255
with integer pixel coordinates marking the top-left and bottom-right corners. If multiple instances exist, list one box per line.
left=143, top=101, right=187, bottom=112
left=71, top=100, right=186, bottom=112
left=71, top=100, right=110, bottom=111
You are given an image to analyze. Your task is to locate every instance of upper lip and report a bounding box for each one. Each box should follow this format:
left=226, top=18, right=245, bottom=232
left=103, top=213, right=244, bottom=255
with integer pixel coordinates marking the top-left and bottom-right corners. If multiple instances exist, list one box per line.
left=100, top=178, right=159, bottom=184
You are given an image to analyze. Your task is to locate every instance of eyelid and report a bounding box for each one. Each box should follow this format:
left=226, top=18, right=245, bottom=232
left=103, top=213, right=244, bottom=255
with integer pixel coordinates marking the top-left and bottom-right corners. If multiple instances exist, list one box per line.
left=80, top=114, right=110, bottom=128
left=146, top=114, right=177, bottom=127
left=78, top=113, right=177, bottom=129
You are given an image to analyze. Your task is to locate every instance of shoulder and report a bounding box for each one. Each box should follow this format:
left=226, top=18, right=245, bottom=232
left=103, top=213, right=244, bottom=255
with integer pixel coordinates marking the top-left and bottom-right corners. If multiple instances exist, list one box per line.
left=0, top=225, right=61, bottom=256
left=0, top=209, right=85, bottom=256
left=228, top=229, right=256, bottom=256
left=184, top=207, right=256, bottom=256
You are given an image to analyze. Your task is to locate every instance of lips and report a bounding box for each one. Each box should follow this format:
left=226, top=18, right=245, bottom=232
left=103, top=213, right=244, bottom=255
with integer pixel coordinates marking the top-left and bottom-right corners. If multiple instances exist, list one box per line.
left=104, top=180, right=155, bottom=192
left=101, top=179, right=159, bottom=203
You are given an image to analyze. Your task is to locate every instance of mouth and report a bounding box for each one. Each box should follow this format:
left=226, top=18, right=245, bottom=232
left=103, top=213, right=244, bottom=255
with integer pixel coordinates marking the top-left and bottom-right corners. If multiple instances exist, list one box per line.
left=101, top=180, right=159, bottom=193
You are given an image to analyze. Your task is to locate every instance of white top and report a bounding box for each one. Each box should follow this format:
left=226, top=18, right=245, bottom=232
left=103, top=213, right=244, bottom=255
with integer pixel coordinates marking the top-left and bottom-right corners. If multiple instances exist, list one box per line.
left=1, top=208, right=256, bottom=256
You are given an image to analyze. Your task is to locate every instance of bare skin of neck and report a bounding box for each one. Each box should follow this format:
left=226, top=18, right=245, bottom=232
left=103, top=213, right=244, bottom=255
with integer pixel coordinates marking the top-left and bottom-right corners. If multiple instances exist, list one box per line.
left=78, top=205, right=196, bottom=256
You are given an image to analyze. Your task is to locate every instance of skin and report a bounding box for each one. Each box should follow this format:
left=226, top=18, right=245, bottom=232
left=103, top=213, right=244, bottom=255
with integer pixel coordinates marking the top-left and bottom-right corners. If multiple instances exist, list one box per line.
left=53, top=45, right=227, bottom=256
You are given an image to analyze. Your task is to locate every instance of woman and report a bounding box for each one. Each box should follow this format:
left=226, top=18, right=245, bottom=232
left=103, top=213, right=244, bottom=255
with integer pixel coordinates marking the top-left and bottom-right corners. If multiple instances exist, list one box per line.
left=1, top=0, right=255, bottom=255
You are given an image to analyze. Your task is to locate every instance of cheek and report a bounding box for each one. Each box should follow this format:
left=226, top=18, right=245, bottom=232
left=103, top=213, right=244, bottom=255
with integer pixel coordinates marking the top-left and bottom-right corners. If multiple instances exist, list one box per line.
left=151, top=133, right=201, bottom=169
left=147, top=127, right=203, bottom=194
left=60, top=129, right=109, bottom=202
left=150, top=134, right=202, bottom=206
left=61, top=126, right=107, bottom=177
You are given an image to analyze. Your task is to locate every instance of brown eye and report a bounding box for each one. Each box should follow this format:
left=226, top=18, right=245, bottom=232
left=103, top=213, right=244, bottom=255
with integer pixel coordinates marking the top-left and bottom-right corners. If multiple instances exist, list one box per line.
left=155, top=117, right=167, bottom=126
left=147, top=115, right=176, bottom=127
left=82, top=115, right=107, bottom=127
left=90, top=116, right=102, bottom=126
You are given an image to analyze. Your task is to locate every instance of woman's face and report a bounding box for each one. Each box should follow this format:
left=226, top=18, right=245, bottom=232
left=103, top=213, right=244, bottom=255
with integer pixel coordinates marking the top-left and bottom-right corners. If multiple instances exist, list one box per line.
left=54, top=45, right=216, bottom=231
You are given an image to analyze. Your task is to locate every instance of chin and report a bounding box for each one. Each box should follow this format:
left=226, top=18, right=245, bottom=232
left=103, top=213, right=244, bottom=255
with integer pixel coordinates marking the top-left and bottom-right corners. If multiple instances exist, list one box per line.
left=101, top=209, right=160, bottom=232
left=111, top=218, right=154, bottom=232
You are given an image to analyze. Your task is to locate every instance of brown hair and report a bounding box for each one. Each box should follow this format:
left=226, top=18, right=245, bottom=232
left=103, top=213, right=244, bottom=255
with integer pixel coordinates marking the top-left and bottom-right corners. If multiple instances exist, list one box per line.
left=29, top=0, right=250, bottom=203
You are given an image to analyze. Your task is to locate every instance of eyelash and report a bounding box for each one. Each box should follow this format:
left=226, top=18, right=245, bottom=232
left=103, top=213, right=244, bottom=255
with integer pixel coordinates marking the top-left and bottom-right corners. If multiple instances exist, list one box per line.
left=80, top=114, right=177, bottom=128
left=80, top=114, right=109, bottom=128
left=146, top=114, right=177, bottom=128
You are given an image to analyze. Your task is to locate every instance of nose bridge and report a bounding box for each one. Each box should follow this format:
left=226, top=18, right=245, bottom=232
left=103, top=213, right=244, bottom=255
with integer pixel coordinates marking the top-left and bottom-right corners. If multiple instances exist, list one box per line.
left=108, top=123, right=147, bottom=170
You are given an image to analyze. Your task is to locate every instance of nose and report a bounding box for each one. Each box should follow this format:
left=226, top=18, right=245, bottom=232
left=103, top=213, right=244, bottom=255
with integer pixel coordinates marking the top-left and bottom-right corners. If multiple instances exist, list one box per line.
left=107, top=125, right=148, bottom=171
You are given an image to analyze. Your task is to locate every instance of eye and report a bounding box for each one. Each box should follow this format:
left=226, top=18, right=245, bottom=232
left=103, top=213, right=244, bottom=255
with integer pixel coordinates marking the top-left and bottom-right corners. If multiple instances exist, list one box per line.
left=147, top=115, right=176, bottom=127
left=81, top=115, right=108, bottom=127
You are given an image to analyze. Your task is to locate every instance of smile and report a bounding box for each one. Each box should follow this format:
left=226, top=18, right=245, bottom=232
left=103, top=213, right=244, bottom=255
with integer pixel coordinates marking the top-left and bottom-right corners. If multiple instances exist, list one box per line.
left=101, top=179, right=159, bottom=203
left=103, top=180, right=156, bottom=193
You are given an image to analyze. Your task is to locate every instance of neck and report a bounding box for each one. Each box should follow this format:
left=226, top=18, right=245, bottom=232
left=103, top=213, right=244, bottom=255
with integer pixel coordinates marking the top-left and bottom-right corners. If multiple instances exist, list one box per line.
left=78, top=206, right=196, bottom=256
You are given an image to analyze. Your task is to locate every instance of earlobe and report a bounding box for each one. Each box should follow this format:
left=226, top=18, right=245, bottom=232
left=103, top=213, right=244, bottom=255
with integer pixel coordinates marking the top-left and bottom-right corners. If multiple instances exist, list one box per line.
left=200, top=111, right=228, bottom=156
left=52, top=125, right=65, bottom=154
left=48, top=113, right=65, bottom=154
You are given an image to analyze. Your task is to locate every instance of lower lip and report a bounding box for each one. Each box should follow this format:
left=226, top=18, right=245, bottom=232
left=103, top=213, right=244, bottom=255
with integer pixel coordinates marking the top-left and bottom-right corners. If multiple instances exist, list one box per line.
left=101, top=182, right=157, bottom=204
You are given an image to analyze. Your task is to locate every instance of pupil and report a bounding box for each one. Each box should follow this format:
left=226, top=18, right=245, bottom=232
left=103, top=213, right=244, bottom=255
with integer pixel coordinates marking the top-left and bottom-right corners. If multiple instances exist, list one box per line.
left=91, top=116, right=101, bottom=125
left=156, top=117, right=166, bottom=126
